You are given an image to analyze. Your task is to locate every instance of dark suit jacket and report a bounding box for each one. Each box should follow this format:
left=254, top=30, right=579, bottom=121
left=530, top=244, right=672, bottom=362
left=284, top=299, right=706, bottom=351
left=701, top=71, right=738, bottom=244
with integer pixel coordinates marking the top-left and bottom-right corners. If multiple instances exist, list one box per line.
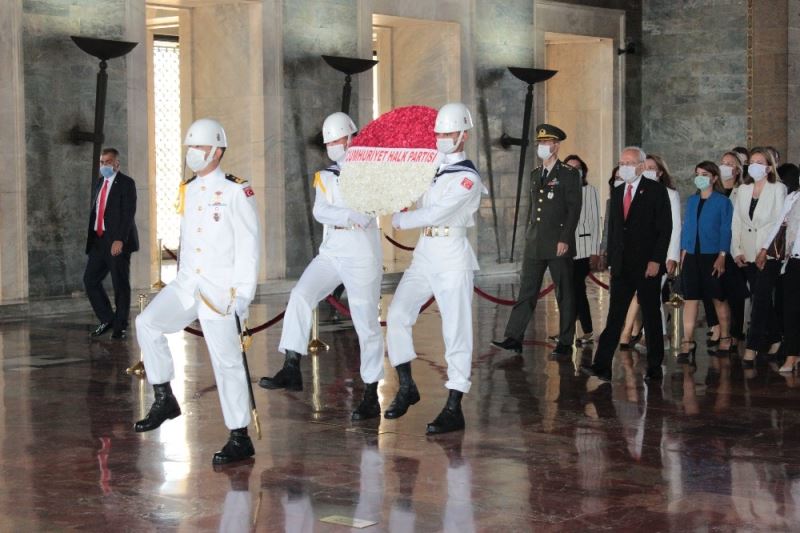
left=525, top=160, right=582, bottom=259
left=607, top=176, right=672, bottom=276
left=86, top=172, right=139, bottom=254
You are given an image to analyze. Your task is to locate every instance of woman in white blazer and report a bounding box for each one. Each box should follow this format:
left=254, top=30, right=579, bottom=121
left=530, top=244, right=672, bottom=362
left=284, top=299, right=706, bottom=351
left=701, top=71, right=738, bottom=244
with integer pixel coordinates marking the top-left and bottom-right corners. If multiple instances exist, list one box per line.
left=619, top=155, right=681, bottom=351
left=564, top=155, right=601, bottom=345
left=731, top=147, right=786, bottom=367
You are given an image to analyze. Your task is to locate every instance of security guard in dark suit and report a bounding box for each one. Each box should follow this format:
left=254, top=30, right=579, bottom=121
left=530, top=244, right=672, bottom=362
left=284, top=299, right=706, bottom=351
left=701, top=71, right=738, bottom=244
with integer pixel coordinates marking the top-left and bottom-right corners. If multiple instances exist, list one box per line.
left=492, top=124, right=582, bottom=356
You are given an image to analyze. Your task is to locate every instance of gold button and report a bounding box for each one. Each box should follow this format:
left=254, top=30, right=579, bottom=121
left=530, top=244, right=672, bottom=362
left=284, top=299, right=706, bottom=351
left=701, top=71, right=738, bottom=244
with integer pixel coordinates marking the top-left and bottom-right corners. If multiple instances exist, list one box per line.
left=196, top=248, right=201, bottom=253
left=539, top=189, right=544, bottom=193
left=536, top=217, right=541, bottom=222
left=197, top=227, right=202, bottom=233
left=197, top=206, right=202, bottom=211
left=195, top=268, right=201, bottom=274
left=201, top=186, right=206, bottom=191
left=537, top=208, right=542, bottom=212
left=539, top=199, right=543, bottom=203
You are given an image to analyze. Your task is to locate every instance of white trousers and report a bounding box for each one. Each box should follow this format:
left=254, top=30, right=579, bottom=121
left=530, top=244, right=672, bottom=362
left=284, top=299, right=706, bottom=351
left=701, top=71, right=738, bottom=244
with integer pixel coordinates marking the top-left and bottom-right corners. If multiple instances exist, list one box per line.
left=136, top=282, right=251, bottom=430
left=279, top=253, right=385, bottom=384
left=387, top=263, right=474, bottom=393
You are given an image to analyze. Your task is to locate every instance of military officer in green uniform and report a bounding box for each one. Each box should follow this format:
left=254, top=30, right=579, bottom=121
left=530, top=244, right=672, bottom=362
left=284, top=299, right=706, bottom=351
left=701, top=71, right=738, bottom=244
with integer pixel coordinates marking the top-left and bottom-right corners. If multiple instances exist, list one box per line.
left=492, top=124, right=582, bottom=356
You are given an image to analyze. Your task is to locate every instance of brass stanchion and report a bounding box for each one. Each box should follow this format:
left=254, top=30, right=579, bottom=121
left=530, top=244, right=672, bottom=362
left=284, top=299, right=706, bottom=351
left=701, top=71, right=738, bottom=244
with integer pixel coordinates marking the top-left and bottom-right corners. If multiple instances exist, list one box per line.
left=666, top=265, right=684, bottom=354
left=126, top=294, right=147, bottom=377
left=152, top=238, right=166, bottom=290
left=308, top=306, right=329, bottom=353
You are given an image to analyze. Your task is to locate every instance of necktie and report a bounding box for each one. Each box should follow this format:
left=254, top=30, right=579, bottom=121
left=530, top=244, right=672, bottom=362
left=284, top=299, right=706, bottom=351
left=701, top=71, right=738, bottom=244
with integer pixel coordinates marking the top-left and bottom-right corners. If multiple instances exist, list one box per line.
left=623, top=184, right=633, bottom=220
left=540, top=167, right=549, bottom=187
left=95, top=179, right=110, bottom=237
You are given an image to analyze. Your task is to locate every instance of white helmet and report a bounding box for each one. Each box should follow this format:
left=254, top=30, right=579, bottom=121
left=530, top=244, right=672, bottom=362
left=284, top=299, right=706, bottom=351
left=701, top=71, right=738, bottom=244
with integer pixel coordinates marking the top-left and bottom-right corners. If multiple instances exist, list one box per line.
left=322, top=112, right=357, bottom=144
left=434, top=102, right=473, bottom=133
left=183, top=118, right=228, bottom=148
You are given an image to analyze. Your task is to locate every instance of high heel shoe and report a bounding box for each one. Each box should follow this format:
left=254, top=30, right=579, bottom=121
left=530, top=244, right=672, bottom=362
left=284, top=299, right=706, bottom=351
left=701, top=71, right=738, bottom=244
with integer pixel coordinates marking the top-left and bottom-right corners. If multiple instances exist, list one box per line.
left=712, top=337, right=733, bottom=357
left=676, top=340, right=697, bottom=365
left=779, top=357, right=799, bottom=373
left=620, top=331, right=642, bottom=350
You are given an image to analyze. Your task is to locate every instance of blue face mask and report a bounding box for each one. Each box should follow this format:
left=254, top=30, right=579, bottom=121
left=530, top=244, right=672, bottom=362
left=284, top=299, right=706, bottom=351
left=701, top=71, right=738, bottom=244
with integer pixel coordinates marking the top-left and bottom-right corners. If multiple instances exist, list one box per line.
left=99, top=165, right=115, bottom=178
left=694, top=174, right=711, bottom=191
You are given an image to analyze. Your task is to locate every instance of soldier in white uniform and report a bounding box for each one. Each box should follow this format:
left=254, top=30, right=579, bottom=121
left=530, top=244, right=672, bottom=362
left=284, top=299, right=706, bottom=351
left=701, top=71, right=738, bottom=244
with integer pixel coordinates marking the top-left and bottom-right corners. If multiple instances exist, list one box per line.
left=258, top=112, right=385, bottom=421
left=133, top=118, right=261, bottom=466
left=384, top=102, right=486, bottom=435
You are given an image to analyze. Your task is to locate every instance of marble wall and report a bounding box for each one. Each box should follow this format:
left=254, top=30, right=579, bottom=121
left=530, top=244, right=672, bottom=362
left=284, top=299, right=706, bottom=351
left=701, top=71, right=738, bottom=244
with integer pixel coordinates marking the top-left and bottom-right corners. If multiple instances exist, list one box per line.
left=641, top=0, right=748, bottom=198
left=752, top=0, right=788, bottom=158
left=21, top=0, right=139, bottom=298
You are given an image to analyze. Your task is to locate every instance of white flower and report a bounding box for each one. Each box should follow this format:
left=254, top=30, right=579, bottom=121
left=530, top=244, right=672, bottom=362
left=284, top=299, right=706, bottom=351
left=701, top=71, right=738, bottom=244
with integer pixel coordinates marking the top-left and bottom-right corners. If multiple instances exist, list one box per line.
left=339, top=148, right=439, bottom=216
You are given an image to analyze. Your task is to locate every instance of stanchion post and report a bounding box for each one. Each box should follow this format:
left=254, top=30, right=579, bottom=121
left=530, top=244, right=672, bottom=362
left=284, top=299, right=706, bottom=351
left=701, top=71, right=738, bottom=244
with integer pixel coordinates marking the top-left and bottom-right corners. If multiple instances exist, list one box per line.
left=126, top=294, right=147, bottom=376
left=152, top=238, right=166, bottom=290
left=666, top=265, right=684, bottom=354
left=308, top=305, right=329, bottom=354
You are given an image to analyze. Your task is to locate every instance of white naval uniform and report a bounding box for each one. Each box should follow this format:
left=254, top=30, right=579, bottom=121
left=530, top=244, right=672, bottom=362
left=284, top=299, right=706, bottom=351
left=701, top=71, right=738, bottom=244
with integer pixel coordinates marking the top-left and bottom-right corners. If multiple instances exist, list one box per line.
left=278, top=162, right=385, bottom=384
left=136, top=166, right=260, bottom=430
left=386, top=152, right=485, bottom=393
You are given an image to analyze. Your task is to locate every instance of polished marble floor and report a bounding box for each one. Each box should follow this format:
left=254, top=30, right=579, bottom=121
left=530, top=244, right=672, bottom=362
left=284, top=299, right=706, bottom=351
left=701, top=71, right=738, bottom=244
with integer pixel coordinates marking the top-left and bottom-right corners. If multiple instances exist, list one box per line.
left=2, top=278, right=800, bottom=531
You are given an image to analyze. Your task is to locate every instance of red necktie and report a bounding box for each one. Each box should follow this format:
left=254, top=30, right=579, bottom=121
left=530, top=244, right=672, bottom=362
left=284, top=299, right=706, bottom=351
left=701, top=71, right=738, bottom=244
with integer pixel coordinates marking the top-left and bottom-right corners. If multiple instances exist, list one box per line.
left=95, top=179, right=109, bottom=237
left=623, top=184, right=633, bottom=220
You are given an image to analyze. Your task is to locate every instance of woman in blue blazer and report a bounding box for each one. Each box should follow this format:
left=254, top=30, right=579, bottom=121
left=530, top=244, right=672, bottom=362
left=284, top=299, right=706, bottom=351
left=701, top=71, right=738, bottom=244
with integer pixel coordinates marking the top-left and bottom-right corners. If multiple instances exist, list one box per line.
left=677, top=161, right=734, bottom=363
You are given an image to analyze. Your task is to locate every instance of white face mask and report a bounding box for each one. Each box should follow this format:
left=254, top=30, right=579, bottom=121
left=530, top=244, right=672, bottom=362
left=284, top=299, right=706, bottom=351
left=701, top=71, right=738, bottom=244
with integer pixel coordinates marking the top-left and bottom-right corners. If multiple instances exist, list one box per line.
left=642, top=169, right=658, bottom=181
left=326, top=143, right=347, bottom=163
left=748, top=163, right=767, bottom=181
left=618, top=164, right=639, bottom=183
left=436, top=131, right=464, bottom=155
left=719, top=164, right=734, bottom=180
left=186, top=147, right=213, bottom=173
left=537, top=143, right=553, bottom=160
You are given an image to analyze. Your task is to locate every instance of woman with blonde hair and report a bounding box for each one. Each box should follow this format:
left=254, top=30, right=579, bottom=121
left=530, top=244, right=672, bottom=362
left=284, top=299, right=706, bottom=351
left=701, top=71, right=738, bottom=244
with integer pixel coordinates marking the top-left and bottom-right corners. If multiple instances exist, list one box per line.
left=732, top=147, right=786, bottom=368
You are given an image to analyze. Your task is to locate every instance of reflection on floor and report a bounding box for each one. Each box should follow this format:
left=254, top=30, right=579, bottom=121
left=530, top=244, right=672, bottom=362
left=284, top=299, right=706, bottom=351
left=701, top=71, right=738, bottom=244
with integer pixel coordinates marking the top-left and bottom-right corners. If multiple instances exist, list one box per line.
left=1, top=279, right=800, bottom=531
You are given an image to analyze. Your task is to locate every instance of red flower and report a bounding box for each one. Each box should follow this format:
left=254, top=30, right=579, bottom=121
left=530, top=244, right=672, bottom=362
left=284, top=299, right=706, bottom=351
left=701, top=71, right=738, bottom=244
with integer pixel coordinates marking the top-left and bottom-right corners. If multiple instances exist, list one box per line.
left=352, top=106, right=438, bottom=149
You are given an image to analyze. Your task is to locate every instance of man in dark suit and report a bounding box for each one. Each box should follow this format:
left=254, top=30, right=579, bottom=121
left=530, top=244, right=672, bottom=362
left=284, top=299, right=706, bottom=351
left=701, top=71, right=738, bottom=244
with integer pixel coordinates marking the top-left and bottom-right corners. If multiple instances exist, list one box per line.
left=84, top=148, right=139, bottom=339
left=582, top=146, right=672, bottom=383
left=492, top=124, right=582, bottom=356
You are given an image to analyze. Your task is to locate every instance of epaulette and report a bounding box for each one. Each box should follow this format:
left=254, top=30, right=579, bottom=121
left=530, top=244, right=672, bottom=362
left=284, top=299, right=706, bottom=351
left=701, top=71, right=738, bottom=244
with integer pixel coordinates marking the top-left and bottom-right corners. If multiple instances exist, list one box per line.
left=225, top=174, right=247, bottom=184
left=324, top=164, right=341, bottom=177
left=183, top=175, right=197, bottom=185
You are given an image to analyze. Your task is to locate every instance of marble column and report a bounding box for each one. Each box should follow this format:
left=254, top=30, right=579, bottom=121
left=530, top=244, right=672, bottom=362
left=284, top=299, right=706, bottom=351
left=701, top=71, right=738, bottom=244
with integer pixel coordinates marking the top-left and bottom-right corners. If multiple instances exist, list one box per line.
left=0, top=0, right=28, bottom=302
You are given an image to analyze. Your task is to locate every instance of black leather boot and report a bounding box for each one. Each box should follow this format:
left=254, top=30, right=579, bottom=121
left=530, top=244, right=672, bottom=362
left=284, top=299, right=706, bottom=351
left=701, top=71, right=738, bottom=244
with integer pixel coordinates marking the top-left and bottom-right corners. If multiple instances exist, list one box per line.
left=384, top=363, right=420, bottom=419
left=258, top=350, right=302, bottom=391
left=212, top=427, right=255, bottom=465
left=351, top=382, right=381, bottom=421
left=425, top=389, right=465, bottom=435
left=134, top=382, right=181, bottom=432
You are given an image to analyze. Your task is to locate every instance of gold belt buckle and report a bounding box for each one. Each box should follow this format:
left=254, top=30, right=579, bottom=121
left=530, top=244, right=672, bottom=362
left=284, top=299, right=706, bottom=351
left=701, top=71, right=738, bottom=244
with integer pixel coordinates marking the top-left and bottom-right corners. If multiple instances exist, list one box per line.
left=423, top=227, right=432, bottom=237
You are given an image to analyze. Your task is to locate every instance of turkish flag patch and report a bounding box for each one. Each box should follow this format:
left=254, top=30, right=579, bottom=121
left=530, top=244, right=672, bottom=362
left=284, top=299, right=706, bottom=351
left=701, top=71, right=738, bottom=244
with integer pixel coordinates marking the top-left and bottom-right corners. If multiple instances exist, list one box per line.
left=461, top=178, right=474, bottom=190
left=243, top=186, right=255, bottom=197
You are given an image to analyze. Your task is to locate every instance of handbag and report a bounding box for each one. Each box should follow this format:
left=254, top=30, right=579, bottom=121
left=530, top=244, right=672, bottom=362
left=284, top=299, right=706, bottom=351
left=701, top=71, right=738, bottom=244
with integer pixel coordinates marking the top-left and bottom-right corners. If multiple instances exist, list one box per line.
left=767, top=224, right=787, bottom=260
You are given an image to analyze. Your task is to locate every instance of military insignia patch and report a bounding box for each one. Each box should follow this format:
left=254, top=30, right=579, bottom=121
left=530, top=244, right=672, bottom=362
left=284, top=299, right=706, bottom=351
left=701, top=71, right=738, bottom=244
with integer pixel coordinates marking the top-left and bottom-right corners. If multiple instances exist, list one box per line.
left=460, top=178, right=474, bottom=190
left=243, top=186, right=255, bottom=197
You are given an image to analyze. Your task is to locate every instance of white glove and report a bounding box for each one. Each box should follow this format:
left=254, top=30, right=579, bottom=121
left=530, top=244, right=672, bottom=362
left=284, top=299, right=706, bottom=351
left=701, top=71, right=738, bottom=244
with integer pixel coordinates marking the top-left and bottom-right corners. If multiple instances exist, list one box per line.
left=391, top=212, right=404, bottom=230
left=349, top=211, right=372, bottom=228
left=233, top=296, right=250, bottom=319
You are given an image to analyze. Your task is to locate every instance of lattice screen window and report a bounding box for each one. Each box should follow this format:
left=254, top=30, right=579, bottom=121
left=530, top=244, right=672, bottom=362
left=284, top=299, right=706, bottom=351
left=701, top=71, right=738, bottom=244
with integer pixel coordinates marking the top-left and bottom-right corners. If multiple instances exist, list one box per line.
left=154, top=40, right=182, bottom=251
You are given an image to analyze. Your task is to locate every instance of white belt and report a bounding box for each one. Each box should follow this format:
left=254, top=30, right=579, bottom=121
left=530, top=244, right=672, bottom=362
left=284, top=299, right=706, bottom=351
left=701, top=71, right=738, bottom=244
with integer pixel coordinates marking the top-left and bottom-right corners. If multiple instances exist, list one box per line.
left=332, top=224, right=357, bottom=231
left=422, top=226, right=466, bottom=238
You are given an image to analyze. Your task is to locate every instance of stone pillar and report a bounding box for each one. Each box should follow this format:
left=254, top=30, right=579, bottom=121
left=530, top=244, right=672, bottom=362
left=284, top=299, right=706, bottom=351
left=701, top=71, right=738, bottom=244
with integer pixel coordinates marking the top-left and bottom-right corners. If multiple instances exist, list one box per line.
left=750, top=0, right=788, bottom=157
left=0, top=0, right=28, bottom=302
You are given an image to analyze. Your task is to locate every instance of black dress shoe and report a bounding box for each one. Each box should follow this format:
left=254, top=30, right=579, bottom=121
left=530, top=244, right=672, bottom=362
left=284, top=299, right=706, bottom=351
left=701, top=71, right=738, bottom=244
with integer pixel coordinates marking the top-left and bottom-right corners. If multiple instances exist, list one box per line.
left=351, top=382, right=381, bottom=421
left=134, top=382, right=181, bottom=432
left=580, top=364, right=611, bottom=382
left=426, top=390, right=465, bottom=435
left=258, top=351, right=302, bottom=391
left=212, top=428, right=255, bottom=465
left=111, top=329, right=127, bottom=340
left=491, top=337, right=522, bottom=353
left=645, top=367, right=664, bottom=382
left=90, top=322, right=112, bottom=338
left=551, top=343, right=573, bottom=356
left=384, top=362, right=419, bottom=419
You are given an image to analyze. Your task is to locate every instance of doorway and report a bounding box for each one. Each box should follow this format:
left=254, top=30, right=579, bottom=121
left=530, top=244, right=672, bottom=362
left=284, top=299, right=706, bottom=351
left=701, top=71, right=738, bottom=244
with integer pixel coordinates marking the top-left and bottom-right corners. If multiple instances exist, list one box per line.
left=544, top=33, right=615, bottom=217
left=371, top=14, right=460, bottom=273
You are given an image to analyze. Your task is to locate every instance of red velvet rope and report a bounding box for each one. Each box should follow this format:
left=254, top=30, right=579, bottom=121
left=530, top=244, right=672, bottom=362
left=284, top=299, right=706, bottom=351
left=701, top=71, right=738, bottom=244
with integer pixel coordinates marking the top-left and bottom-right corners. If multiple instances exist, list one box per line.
left=163, top=246, right=178, bottom=261
left=383, top=233, right=416, bottom=251
left=182, top=309, right=286, bottom=337
left=326, top=294, right=435, bottom=327
left=472, top=284, right=554, bottom=306
left=587, top=272, right=609, bottom=290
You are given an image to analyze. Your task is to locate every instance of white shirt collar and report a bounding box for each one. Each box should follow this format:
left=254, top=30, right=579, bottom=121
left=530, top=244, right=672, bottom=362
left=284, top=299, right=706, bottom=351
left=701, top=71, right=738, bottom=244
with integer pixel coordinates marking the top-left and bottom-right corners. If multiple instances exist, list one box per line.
left=442, top=151, right=467, bottom=165
left=198, top=166, right=225, bottom=182
left=625, top=176, right=642, bottom=196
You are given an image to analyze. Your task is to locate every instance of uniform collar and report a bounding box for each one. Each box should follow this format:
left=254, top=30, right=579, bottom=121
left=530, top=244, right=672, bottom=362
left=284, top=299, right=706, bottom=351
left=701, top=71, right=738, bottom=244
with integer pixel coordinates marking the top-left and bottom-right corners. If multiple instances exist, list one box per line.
left=442, top=151, right=467, bottom=166
left=197, top=166, right=225, bottom=182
